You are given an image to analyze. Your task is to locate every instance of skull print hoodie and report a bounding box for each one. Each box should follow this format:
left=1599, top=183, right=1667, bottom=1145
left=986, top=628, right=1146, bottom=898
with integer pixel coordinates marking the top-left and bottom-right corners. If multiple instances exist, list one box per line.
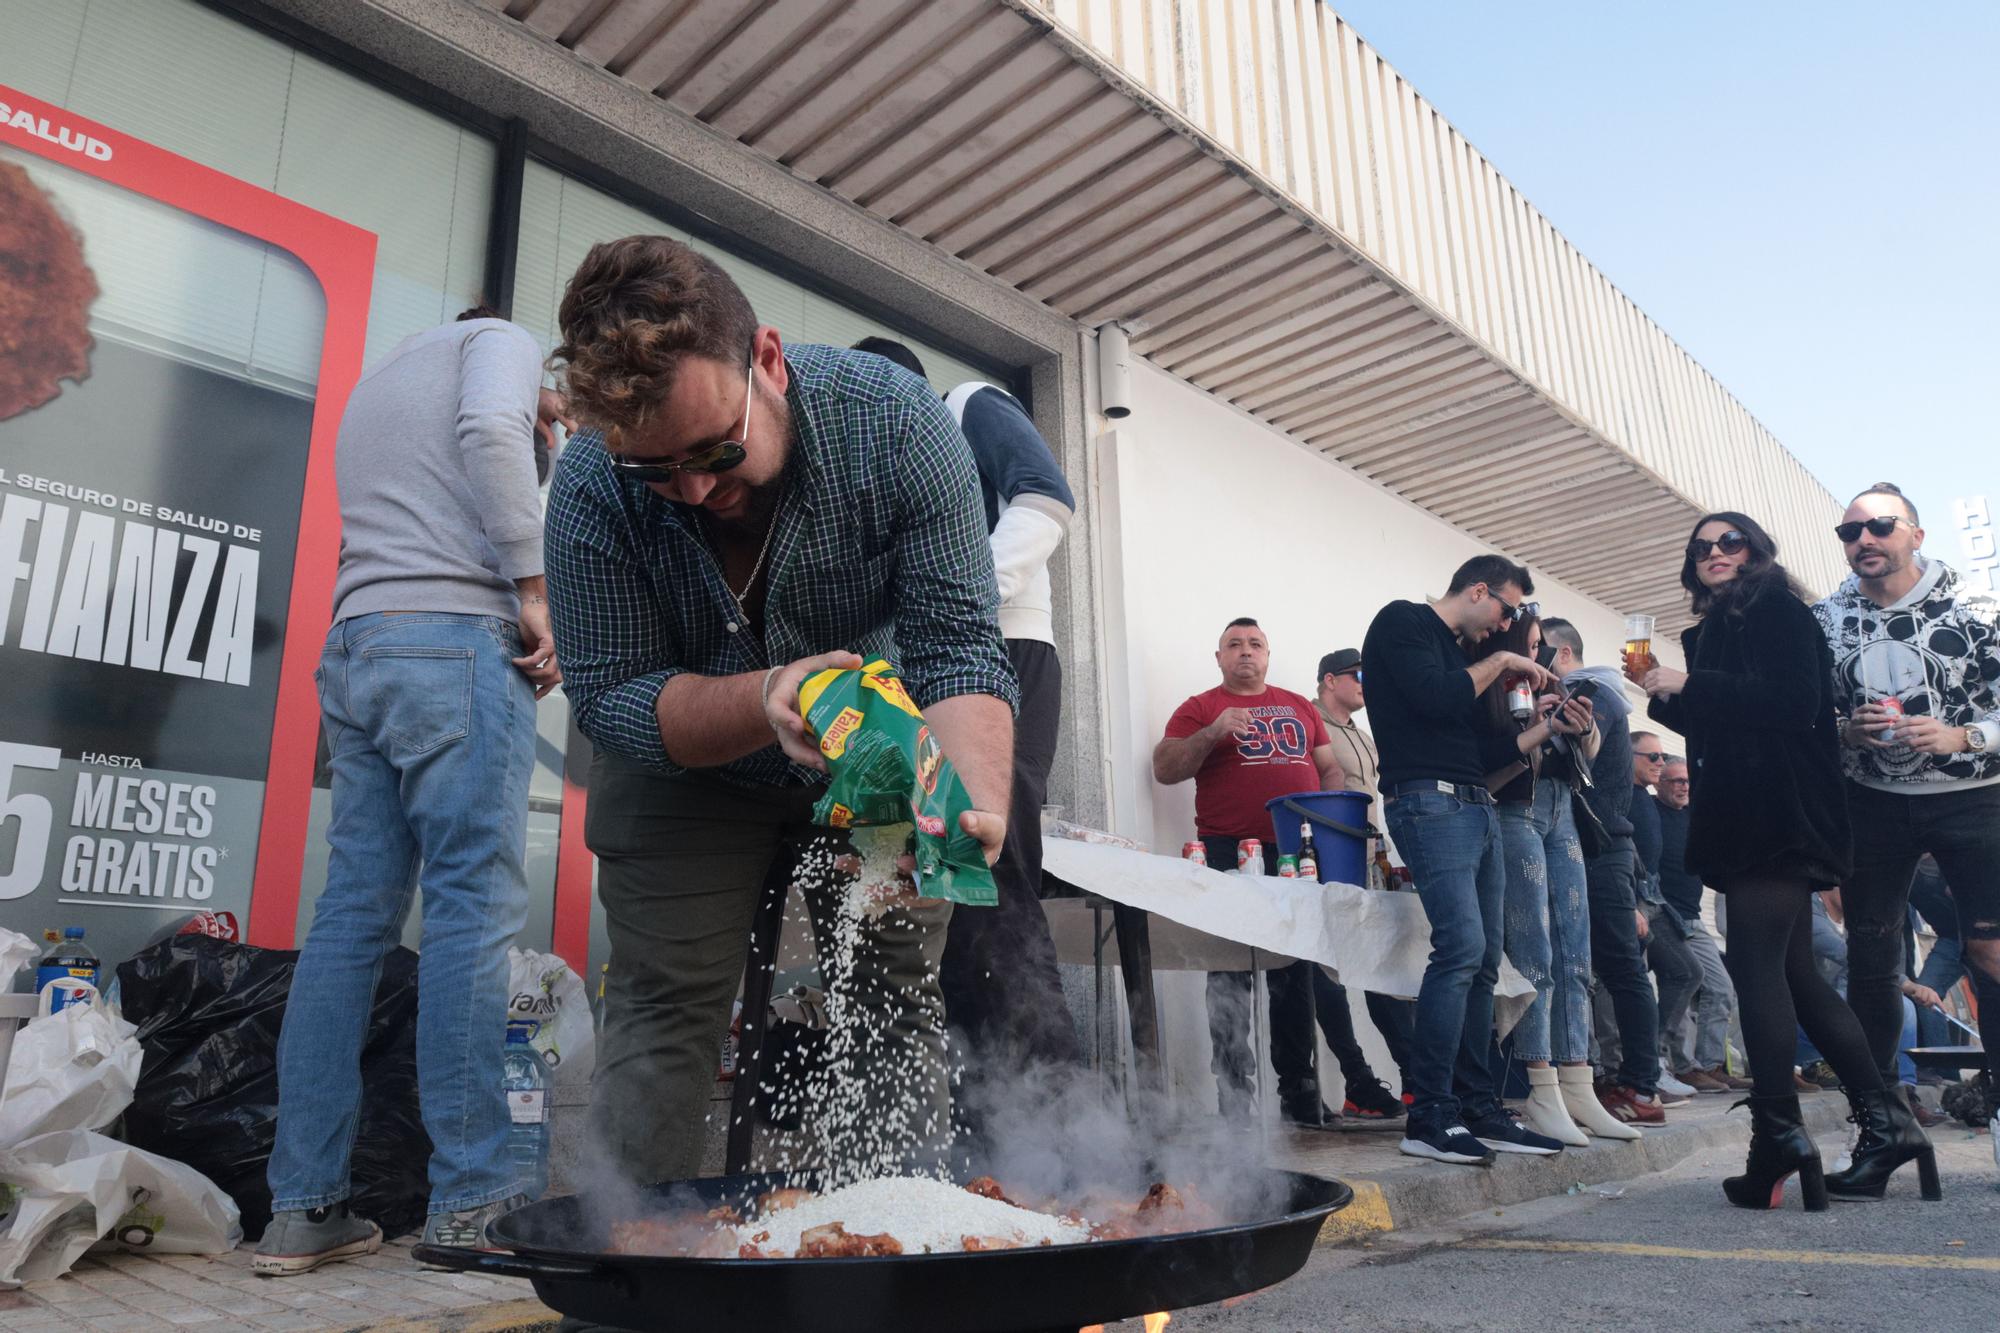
left=1812, top=556, right=2000, bottom=792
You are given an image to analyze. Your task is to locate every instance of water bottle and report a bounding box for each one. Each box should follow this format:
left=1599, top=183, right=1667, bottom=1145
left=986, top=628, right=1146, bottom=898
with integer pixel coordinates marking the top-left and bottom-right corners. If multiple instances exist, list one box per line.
left=503, top=1022, right=550, bottom=1197
left=37, top=927, right=99, bottom=1013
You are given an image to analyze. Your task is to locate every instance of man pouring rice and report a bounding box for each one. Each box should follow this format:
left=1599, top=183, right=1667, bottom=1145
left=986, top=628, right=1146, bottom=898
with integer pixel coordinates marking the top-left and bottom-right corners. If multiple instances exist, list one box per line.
left=544, top=236, right=1017, bottom=1198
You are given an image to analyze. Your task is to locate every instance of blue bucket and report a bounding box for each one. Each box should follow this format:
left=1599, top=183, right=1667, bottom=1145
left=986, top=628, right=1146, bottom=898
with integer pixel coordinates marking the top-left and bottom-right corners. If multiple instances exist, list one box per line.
left=1265, top=790, right=1374, bottom=886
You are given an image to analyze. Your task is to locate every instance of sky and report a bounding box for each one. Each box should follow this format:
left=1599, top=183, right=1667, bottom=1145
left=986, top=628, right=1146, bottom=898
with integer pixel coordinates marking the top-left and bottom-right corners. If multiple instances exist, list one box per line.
left=1330, top=1, right=1999, bottom=567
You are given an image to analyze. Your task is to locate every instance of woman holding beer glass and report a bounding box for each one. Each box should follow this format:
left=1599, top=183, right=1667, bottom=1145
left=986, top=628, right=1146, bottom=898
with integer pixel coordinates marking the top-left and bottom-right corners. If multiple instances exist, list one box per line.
left=1631, top=512, right=1933, bottom=1210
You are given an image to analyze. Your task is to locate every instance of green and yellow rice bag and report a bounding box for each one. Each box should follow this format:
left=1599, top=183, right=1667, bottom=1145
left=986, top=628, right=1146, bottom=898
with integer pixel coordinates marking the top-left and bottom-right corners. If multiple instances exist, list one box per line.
left=797, top=659, right=997, bottom=907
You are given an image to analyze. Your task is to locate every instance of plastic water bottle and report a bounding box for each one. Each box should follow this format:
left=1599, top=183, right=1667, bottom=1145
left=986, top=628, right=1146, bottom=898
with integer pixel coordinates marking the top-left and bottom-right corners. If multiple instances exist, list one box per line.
left=37, top=927, right=99, bottom=1012
left=503, top=1022, right=550, bottom=1197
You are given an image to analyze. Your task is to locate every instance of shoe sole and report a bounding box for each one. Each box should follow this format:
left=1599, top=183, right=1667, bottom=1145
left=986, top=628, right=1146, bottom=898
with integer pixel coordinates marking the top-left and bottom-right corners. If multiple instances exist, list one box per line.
left=1398, top=1138, right=1495, bottom=1166
left=1473, top=1136, right=1563, bottom=1156
left=1343, top=1105, right=1406, bottom=1120
left=252, top=1233, right=381, bottom=1276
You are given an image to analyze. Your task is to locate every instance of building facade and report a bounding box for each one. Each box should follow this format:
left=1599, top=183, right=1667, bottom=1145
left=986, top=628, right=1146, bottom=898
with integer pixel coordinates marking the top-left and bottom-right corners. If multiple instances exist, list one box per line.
left=1, top=0, right=1839, bottom=1004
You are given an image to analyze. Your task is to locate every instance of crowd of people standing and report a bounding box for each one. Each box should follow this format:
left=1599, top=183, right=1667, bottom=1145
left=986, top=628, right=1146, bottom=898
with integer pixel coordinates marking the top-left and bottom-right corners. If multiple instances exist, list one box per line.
left=248, top=231, right=1996, bottom=1282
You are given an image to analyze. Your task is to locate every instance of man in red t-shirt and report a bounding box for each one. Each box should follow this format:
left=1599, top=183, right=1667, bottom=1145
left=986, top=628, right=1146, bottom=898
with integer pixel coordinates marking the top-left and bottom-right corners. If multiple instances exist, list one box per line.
left=1154, top=617, right=1345, bottom=1126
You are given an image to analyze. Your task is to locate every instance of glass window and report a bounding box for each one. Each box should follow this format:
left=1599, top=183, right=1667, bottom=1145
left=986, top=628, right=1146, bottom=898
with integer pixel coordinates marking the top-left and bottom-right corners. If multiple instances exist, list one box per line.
left=2, top=0, right=496, bottom=367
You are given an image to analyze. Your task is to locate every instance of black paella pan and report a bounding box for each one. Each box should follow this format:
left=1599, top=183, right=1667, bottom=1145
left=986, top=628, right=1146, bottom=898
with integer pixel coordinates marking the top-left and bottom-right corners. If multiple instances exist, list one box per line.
left=413, top=1167, right=1352, bottom=1332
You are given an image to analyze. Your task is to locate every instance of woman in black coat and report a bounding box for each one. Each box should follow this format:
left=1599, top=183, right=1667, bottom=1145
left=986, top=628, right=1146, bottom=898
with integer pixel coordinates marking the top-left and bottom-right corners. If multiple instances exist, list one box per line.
left=1635, top=512, right=1934, bottom=1210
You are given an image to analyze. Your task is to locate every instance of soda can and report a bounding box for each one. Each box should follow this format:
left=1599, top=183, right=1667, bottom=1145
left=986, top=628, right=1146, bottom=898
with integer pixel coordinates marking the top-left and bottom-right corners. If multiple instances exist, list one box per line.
left=1878, top=695, right=1904, bottom=744
left=1506, top=674, right=1535, bottom=721
left=1237, top=839, right=1263, bottom=873
left=1276, top=854, right=1299, bottom=878
left=1182, top=841, right=1208, bottom=866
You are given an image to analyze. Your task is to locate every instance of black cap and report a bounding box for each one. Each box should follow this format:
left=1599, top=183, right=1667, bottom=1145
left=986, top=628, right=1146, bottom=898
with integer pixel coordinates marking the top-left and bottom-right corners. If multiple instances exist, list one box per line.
left=1317, top=648, right=1362, bottom=680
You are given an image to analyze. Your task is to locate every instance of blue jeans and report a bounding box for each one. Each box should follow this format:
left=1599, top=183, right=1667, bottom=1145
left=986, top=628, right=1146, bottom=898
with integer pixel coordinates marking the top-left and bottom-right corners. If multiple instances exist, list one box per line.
left=269, top=613, right=535, bottom=1215
left=1496, top=779, right=1594, bottom=1064
left=1914, top=935, right=1964, bottom=1048
left=1384, top=785, right=1506, bottom=1128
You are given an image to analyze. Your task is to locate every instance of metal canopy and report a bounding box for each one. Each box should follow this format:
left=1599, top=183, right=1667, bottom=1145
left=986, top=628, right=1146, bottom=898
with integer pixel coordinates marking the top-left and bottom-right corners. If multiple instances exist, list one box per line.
left=479, top=0, right=1836, bottom=626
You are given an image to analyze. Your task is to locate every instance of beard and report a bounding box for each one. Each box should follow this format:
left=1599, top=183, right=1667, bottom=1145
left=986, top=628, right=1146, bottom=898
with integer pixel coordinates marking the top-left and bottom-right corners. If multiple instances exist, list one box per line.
left=709, top=390, right=797, bottom=535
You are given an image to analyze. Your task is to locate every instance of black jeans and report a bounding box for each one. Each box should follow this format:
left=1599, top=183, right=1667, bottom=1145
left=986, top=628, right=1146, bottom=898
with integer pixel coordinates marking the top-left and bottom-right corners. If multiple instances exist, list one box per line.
left=1643, top=902, right=1702, bottom=1074
left=1203, top=837, right=1319, bottom=1100
left=939, top=640, right=1084, bottom=1091
left=1587, top=840, right=1659, bottom=1095
left=1842, top=781, right=2000, bottom=1081
left=1311, top=967, right=1413, bottom=1093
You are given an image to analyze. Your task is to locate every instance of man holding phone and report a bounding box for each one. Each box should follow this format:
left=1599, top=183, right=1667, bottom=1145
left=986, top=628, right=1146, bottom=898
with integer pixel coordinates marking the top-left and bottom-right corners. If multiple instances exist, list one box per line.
left=1541, top=617, right=1669, bottom=1124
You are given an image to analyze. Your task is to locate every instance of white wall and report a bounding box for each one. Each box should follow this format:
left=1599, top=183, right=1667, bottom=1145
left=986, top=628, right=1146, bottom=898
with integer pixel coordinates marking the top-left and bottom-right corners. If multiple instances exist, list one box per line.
left=1098, top=357, right=1669, bottom=852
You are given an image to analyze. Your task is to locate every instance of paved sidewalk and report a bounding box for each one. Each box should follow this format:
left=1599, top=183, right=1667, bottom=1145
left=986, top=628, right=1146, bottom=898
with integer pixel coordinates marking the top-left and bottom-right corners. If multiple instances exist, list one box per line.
left=0, top=1238, right=553, bottom=1332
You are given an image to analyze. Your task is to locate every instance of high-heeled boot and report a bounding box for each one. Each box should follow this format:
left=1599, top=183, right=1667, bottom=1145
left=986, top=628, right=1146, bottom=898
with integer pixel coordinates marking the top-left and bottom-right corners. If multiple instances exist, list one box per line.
left=1522, top=1066, right=1588, bottom=1146
left=1722, top=1094, right=1827, bottom=1212
left=1824, top=1085, right=1941, bottom=1201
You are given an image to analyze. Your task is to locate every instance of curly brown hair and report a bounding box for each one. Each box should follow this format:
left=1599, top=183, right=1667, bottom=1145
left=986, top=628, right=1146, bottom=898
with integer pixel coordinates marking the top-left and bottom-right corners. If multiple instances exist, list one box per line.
left=553, top=235, right=757, bottom=433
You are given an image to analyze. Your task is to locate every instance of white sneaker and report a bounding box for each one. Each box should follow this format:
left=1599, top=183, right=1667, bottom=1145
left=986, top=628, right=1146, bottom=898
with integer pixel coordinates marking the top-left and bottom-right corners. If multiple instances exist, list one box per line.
left=1658, top=1070, right=1698, bottom=1099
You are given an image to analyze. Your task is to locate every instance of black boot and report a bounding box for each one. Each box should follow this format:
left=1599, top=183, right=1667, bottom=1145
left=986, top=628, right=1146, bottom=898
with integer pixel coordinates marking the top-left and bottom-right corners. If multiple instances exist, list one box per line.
left=1721, top=1094, right=1828, bottom=1212
left=1280, top=1081, right=1341, bottom=1130
left=1825, top=1084, right=1942, bottom=1201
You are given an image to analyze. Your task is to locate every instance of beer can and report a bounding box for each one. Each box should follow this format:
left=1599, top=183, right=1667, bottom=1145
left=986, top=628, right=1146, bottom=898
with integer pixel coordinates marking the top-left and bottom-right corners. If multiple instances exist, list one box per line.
left=1182, top=841, right=1207, bottom=866
left=1879, top=695, right=1904, bottom=744
left=1276, top=854, right=1299, bottom=878
left=1506, top=674, right=1534, bottom=721
left=1236, top=839, right=1262, bottom=873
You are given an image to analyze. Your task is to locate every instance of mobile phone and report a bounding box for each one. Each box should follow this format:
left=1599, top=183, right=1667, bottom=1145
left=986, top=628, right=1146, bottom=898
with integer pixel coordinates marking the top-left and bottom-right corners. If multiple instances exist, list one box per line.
left=1564, top=677, right=1600, bottom=703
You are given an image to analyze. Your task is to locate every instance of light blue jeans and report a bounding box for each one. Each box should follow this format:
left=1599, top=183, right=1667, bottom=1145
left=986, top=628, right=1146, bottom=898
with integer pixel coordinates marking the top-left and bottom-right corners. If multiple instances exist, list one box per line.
left=269, top=613, right=535, bottom=1215
left=1496, top=778, right=1594, bottom=1064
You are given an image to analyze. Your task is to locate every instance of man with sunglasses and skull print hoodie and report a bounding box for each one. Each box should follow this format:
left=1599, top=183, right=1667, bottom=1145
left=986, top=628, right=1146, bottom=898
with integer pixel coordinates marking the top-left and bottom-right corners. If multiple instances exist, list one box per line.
left=1813, top=482, right=2000, bottom=1164
left=542, top=236, right=1018, bottom=1195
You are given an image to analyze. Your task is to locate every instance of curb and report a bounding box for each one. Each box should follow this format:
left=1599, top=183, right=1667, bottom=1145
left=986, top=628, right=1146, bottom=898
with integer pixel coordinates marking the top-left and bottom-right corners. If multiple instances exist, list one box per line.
left=1312, top=1091, right=1853, bottom=1244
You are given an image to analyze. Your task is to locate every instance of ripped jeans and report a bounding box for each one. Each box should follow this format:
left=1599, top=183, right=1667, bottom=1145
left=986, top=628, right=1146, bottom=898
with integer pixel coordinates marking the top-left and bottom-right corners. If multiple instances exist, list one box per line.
left=1495, top=778, right=1594, bottom=1064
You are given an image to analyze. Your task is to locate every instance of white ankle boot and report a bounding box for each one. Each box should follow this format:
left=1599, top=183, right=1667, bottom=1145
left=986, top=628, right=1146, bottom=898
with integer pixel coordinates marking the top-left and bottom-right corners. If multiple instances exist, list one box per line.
left=1522, top=1066, right=1589, bottom=1146
left=1558, top=1063, right=1641, bottom=1140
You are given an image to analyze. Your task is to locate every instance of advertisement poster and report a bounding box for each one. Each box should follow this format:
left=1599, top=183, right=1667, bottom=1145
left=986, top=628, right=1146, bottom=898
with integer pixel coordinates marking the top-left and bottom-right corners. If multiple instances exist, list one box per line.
left=0, top=86, right=375, bottom=972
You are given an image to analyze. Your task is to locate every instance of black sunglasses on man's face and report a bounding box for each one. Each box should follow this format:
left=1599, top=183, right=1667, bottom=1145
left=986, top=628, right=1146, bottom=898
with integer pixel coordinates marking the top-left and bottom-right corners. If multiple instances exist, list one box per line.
left=607, top=361, right=754, bottom=483
left=1686, top=530, right=1749, bottom=562
left=1492, top=592, right=1538, bottom=625
left=1835, top=515, right=1910, bottom=544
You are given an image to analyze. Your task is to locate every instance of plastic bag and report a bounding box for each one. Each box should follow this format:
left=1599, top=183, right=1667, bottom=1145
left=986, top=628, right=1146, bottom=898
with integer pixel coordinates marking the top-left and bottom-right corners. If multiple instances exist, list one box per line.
left=0, top=929, right=37, bottom=985
left=0, top=1128, right=241, bottom=1286
left=507, top=947, right=593, bottom=1089
left=797, top=658, right=996, bottom=905
left=0, top=997, right=142, bottom=1147
left=113, top=935, right=431, bottom=1241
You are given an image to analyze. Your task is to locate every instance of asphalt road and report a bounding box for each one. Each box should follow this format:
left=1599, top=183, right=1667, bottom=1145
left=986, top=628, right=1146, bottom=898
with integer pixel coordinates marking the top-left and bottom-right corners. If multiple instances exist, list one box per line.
left=1131, top=1121, right=1999, bottom=1333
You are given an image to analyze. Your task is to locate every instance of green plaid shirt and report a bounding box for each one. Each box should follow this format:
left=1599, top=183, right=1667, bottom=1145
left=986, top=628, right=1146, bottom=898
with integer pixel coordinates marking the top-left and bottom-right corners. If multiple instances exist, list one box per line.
left=545, top=343, right=1017, bottom=788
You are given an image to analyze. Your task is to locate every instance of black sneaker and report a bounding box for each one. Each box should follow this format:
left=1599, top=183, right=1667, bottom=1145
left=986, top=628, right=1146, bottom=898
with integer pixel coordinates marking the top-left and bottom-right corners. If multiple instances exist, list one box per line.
left=1281, top=1090, right=1343, bottom=1130
left=1464, top=1108, right=1565, bottom=1156
left=1342, top=1076, right=1406, bottom=1120
left=1398, top=1120, right=1496, bottom=1166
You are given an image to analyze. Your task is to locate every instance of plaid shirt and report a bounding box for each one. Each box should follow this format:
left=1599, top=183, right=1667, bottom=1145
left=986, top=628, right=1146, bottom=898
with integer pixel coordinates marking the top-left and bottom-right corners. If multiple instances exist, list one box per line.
left=545, top=343, right=1017, bottom=788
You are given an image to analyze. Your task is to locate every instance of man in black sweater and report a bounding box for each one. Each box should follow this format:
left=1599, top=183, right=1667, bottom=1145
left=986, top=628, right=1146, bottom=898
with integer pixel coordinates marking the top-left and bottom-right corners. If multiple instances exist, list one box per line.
left=1363, top=555, right=1575, bottom=1165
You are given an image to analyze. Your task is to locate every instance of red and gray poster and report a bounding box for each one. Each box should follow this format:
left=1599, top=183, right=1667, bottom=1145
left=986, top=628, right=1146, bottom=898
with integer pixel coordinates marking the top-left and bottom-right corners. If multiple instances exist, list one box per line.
left=1, top=85, right=375, bottom=967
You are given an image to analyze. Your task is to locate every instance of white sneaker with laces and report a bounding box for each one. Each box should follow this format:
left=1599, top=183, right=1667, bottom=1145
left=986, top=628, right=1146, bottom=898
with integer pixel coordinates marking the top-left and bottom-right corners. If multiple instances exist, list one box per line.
left=1658, top=1070, right=1698, bottom=1098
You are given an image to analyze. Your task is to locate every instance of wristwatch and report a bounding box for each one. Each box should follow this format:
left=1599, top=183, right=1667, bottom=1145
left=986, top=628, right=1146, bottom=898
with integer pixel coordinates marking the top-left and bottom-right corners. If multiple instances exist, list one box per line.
left=1969, top=727, right=1989, bottom=753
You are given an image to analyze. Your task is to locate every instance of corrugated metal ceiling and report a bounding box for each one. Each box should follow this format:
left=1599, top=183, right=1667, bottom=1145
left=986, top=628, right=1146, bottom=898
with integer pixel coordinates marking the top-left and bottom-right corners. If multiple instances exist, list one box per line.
left=481, top=0, right=1747, bottom=626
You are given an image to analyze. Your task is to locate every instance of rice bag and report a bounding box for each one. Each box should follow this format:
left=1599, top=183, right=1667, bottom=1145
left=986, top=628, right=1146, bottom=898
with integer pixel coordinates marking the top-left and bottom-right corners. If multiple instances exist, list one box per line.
left=796, top=659, right=997, bottom=906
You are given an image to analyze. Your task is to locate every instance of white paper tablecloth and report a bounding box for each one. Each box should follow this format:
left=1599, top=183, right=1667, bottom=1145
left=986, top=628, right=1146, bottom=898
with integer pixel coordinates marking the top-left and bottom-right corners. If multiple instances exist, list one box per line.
left=1042, top=839, right=1535, bottom=1029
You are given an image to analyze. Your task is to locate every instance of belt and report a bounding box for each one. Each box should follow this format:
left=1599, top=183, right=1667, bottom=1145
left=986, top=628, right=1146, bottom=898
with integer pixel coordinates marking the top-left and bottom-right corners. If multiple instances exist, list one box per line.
left=1384, top=779, right=1495, bottom=805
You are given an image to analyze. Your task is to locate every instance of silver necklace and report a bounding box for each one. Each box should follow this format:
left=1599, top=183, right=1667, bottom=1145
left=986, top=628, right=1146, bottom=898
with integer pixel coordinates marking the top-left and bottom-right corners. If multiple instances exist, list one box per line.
left=709, top=507, right=780, bottom=635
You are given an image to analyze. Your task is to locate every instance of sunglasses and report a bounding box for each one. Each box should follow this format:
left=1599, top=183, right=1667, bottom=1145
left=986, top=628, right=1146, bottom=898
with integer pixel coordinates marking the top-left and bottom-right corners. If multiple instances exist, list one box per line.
left=608, top=361, right=754, bottom=483
left=1834, top=515, right=1910, bottom=544
left=1686, top=530, right=1749, bottom=562
left=1635, top=751, right=1666, bottom=762
left=1493, top=593, right=1539, bottom=625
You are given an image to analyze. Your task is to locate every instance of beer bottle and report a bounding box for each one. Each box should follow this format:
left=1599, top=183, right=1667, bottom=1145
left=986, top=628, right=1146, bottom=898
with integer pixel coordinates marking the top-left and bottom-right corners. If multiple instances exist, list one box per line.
left=1296, top=820, right=1319, bottom=880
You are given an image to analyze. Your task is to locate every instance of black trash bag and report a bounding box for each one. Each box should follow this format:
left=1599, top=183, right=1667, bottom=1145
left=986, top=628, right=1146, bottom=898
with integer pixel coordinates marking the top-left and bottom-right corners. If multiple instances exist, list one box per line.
left=114, top=934, right=433, bottom=1241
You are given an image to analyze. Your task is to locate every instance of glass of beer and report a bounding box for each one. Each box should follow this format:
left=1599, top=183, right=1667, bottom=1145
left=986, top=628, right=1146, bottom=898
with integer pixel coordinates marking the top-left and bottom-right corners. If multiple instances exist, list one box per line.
left=1623, top=613, right=1656, bottom=681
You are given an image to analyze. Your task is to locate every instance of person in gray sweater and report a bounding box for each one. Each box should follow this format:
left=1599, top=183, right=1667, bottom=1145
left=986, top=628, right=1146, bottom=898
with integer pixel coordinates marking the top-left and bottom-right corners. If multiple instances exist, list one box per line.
left=257, top=309, right=563, bottom=1276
